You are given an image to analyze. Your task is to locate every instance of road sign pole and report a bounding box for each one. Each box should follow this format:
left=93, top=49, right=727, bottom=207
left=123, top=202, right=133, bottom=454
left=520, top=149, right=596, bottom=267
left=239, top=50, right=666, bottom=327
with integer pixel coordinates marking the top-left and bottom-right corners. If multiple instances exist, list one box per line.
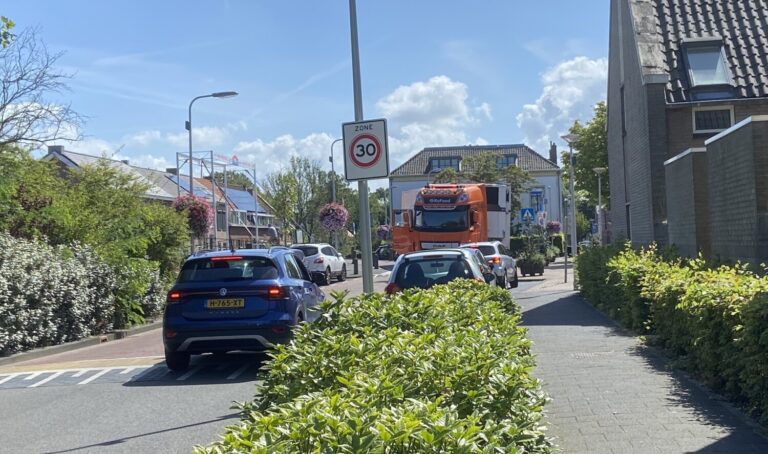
left=348, top=0, right=373, bottom=293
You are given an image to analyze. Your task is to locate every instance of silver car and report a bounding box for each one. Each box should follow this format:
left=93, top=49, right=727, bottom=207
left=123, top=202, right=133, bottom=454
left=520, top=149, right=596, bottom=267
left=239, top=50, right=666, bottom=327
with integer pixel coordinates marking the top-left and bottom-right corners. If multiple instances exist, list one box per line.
left=461, top=241, right=518, bottom=288
left=385, top=249, right=495, bottom=294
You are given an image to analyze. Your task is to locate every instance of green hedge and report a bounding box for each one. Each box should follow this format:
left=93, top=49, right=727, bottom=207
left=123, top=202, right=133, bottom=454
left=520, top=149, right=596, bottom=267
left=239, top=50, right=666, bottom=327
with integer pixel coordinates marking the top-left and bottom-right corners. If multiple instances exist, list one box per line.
left=509, top=236, right=525, bottom=255
left=577, top=245, right=768, bottom=424
left=198, top=281, right=552, bottom=453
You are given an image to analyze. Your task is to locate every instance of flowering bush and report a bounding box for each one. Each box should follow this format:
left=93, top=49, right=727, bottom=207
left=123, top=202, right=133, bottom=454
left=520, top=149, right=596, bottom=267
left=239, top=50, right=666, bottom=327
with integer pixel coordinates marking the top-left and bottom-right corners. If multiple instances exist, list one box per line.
left=546, top=221, right=561, bottom=235
left=0, top=233, right=117, bottom=356
left=173, top=194, right=213, bottom=239
left=376, top=224, right=391, bottom=240
left=318, top=202, right=349, bottom=232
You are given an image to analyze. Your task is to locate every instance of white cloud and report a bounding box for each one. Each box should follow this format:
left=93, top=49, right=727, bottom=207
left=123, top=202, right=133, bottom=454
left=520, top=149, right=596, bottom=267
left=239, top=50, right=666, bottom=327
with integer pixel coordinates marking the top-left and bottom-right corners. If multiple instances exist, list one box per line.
left=233, top=132, right=336, bottom=175
left=516, top=56, right=607, bottom=155
left=127, top=121, right=247, bottom=149
left=376, top=75, right=491, bottom=166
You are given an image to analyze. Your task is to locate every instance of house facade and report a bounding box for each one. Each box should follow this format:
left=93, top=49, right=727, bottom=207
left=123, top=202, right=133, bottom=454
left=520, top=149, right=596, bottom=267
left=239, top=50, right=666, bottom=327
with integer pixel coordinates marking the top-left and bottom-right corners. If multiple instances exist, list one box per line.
left=607, top=0, right=768, bottom=246
left=389, top=144, right=562, bottom=228
left=43, top=146, right=278, bottom=250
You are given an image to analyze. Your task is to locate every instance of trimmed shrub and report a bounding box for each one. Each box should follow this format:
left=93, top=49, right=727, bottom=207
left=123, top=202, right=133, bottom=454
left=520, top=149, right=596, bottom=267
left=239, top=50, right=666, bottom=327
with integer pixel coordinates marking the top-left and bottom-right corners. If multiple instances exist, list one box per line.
left=198, top=281, right=552, bottom=453
left=0, top=233, right=117, bottom=356
left=577, top=245, right=768, bottom=425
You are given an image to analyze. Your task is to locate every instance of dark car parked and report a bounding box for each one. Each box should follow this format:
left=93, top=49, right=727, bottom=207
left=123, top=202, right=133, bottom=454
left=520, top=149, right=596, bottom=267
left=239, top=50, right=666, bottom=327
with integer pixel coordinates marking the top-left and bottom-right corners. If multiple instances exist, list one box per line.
left=163, top=249, right=324, bottom=371
left=374, top=244, right=398, bottom=260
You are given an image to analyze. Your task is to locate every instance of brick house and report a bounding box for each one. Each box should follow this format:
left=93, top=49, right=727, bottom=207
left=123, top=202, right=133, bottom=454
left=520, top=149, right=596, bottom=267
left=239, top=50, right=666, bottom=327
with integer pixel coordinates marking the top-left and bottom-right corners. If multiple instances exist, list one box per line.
left=389, top=144, right=562, bottom=227
left=607, top=0, right=768, bottom=246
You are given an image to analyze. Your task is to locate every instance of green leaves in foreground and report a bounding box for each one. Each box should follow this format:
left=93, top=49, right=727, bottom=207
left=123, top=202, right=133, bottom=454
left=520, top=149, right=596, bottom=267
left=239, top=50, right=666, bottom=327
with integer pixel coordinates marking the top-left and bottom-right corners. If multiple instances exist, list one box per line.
left=198, top=281, right=551, bottom=453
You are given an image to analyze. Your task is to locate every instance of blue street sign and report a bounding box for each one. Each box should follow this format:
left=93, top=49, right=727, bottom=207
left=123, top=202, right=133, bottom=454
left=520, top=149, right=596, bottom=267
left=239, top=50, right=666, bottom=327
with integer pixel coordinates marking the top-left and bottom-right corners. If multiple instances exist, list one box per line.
left=520, top=208, right=535, bottom=223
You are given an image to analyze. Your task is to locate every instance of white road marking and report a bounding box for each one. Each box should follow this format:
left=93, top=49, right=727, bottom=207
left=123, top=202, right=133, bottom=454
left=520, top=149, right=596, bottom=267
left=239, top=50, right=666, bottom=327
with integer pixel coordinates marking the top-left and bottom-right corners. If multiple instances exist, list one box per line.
left=72, top=369, right=90, bottom=377
left=227, top=364, right=249, bottom=380
left=0, top=374, right=19, bottom=385
left=23, top=372, right=42, bottom=381
left=176, top=366, right=202, bottom=381
left=77, top=368, right=113, bottom=385
left=119, top=367, right=137, bottom=375
left=28, top=371, right=63, bottom=388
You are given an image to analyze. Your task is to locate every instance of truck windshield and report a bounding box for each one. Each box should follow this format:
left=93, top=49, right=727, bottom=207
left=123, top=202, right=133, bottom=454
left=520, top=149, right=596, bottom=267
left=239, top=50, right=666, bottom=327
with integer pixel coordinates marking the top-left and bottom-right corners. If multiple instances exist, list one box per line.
left=414, top=206, right=469, bottom=232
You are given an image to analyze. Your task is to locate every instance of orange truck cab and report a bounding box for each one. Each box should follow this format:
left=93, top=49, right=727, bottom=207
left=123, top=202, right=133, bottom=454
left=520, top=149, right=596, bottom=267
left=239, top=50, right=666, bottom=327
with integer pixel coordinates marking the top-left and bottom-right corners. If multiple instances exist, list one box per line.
left=392, top=183, right=511, bottom=254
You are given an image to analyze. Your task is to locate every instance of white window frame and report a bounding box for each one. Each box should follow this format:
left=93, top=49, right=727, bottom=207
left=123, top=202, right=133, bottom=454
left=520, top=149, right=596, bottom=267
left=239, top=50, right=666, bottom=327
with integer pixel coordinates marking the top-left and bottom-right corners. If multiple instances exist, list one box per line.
left=692, top=105, right=734, bottom=134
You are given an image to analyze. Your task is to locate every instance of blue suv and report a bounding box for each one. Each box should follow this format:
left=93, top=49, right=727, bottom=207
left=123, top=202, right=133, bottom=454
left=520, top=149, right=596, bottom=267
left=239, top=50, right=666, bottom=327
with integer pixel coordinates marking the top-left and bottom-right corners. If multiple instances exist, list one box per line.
left=163, top=248, right=324, bottom=371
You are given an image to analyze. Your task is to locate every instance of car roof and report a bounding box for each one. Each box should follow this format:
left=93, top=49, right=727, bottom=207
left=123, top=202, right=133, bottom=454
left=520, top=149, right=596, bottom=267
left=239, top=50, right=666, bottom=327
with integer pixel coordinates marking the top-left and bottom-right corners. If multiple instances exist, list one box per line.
left=400, top=249, right=465, bottom=259
left=185, top=248, right=292, bottom=262
left=290, top=243, right=330, bottom=248
left=460, top=241, right=499, bottom=247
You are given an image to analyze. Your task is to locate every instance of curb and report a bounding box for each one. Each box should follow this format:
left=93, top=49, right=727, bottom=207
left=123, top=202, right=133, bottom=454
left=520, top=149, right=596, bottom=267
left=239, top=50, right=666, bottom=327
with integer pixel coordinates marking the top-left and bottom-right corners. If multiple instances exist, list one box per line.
left=0, top=320, right=162, bottom=367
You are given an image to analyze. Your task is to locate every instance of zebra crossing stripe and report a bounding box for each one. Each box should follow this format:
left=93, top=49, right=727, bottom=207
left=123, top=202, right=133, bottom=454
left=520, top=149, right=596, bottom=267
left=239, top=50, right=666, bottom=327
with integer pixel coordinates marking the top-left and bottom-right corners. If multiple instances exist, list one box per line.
left=176, top=366, right=202, bottom=381
left=23, top=372, right=42, bottom=381
left=0, top=374, right=19, bottom=385
left=227, top=364, right=249, bottom=380
left=29, top=371, right=64, bottom=388
left=77, top=368, right=113, bottom=385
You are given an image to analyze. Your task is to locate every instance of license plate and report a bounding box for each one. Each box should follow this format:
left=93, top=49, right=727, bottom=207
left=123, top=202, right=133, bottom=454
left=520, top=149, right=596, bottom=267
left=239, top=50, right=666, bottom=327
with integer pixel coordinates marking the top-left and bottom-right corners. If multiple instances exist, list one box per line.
left=206, top=298, right=245, bottom=309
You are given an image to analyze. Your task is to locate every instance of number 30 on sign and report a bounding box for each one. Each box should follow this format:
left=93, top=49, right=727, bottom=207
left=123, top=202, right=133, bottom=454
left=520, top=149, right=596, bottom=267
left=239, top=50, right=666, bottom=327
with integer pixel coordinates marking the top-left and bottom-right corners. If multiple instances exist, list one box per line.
left=342, top=118, right=390, bottom=181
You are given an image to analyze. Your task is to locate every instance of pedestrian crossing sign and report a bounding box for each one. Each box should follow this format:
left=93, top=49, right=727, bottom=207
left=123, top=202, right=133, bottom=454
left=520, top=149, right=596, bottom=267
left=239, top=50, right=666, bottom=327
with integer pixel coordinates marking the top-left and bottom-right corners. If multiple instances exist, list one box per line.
left=520, top=208, right=535, bottom=223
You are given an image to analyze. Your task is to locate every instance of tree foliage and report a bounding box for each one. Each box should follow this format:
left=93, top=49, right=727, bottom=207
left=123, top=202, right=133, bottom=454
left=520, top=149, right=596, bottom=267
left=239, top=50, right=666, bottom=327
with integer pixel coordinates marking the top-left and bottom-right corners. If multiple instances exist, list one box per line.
left=564, top=101, right=608, bottom=207
left=0, top=28, right=82, bottom=146
left=1, top=16, right=15, bottom=48
left=213, top=170, right=253, bottom=190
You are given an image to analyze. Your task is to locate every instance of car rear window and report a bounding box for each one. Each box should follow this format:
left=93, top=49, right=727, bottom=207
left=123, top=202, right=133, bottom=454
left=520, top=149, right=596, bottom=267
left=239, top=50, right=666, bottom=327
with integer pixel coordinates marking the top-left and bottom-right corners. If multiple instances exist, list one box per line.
left=478, top=246, right=496, bottom=256
left=178, top=256, right=279, bottom=282
left=292, top=245, right=318, bottom=256
left=394, top=255, right=473, bottom=290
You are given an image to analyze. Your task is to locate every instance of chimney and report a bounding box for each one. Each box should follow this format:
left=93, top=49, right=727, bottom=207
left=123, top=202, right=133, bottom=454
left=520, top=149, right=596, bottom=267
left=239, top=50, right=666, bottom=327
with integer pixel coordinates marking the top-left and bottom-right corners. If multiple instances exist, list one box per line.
left=48, top=145, right=65, bottom=154
left=166, top=167, right=178, bottom=175
left=549, top=142, right=558, bottom=165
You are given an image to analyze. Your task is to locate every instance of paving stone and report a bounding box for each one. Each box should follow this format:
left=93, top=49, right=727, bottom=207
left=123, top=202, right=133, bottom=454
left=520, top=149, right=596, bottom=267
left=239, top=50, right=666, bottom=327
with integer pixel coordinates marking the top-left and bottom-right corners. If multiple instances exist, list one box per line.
left=518, top=284, right=768, bottom=453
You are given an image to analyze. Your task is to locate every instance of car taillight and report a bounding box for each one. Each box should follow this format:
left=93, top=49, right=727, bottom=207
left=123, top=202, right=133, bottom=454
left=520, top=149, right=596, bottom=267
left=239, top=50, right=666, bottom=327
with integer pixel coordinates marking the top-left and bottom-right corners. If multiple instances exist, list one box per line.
left=267, top=286, right=288, bottom=299
left=314, top=257, right=324, bottom=263
left=385, top=283, right=400, bottom=295
left=167, top=290, right=183, bottom=303
left=489, top=257, right=501, bottom=265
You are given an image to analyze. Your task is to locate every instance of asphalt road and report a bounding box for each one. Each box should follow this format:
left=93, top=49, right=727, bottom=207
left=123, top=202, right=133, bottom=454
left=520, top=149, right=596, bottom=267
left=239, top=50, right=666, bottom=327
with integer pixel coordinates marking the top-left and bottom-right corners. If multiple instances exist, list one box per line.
left=0, top=268, right=542, bottom=453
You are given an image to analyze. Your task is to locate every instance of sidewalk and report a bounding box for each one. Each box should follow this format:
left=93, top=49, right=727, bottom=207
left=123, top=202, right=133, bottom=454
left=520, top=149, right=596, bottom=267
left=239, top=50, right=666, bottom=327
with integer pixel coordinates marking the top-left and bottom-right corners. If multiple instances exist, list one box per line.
left=518, top=259, right=768, bottom=453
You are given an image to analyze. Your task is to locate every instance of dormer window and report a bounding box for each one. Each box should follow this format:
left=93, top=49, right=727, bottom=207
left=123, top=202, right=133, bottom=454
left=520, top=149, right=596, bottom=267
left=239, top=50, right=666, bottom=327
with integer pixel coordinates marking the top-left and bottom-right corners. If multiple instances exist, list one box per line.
left=682, top=38, right=733, bottom=100
left=428, top=157, right=460, bottom=172
left=496, top=154, right=517, bottom=169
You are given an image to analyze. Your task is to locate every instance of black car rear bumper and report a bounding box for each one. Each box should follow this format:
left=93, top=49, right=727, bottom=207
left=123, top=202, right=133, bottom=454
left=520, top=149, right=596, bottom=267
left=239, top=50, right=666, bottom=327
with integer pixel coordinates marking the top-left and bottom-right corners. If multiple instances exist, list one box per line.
left=163, top=327, right=293, bottom=354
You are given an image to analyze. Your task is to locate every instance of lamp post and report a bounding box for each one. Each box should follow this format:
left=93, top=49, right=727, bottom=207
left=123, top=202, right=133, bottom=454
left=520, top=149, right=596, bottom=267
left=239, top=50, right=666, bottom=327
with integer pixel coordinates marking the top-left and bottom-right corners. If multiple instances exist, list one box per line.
left=330, top=138, right=343, bottom=249
left=593, top=167, right=607, bottom=245
left=561, top=133, right=579, bottom=290
left=185, top=91, right=238, bottom=253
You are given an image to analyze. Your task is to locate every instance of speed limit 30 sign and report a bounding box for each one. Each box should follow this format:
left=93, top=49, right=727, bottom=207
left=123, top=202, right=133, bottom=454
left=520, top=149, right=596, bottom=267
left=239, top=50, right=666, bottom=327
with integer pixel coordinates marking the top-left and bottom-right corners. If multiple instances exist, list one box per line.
left=342, top=118, right=389, bottom=181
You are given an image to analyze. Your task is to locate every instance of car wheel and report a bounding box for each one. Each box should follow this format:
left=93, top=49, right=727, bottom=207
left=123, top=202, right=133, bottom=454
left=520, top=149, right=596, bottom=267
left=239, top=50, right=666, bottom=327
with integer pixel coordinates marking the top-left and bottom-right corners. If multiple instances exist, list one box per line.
left=165, top=351, right=190, bottom=372
left=497, top=274, right=507, bottom=289
left=510, top=271, right=519, bottom=288
left=324, top=267, right=332, bottom=286
left=338, top=265, right=347, bottom=281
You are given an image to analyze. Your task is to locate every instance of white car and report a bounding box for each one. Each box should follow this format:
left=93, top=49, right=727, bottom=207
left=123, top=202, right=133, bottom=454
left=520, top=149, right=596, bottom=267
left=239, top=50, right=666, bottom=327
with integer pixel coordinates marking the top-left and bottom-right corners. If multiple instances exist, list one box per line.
left=385, top=249, right=495, bottom=294
left=289, top=243, right=347, bottom=285
left=461, top=241, right=518, bottom=288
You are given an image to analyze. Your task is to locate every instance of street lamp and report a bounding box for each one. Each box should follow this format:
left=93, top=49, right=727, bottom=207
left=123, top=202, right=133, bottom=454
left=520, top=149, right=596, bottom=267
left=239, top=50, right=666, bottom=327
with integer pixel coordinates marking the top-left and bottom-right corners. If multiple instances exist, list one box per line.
left=185, top=91, right=238, bottom=253
left=561, top=133, right=579, bottom=290
left=593, top=167, right=607, bottom=244
left=330, top=138, right=343, bottom=249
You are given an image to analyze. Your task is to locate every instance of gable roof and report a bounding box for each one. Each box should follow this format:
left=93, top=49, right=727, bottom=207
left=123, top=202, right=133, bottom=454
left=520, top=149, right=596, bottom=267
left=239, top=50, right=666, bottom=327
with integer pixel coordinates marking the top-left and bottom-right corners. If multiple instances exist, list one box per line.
left=44, top=149, right=178, bottom=201
left=630, top=0, right=768, bottom=102
left=390, top=144, right=559, bottom=177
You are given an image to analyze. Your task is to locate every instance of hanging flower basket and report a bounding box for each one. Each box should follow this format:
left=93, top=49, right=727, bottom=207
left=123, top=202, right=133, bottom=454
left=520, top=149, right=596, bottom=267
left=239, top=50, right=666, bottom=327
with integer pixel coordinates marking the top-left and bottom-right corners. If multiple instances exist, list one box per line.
left=319, top=202, right=349, bottom=232
left=546, top=221, right=561, bottom=235
left=376, top=224, right=391, bottom=240
left=173, top=194, right=213, bottom=239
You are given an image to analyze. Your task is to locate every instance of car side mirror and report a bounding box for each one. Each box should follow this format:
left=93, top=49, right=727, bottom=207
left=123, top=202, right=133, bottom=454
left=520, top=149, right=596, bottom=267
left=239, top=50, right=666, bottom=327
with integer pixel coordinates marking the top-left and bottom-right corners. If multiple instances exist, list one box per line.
left=484, top=272, right=496, bottom=284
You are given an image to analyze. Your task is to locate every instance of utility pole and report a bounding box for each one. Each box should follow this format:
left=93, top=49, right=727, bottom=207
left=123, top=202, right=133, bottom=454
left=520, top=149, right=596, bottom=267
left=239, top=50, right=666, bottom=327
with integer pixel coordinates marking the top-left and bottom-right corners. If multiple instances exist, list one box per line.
left=348, top=0, right=373, bottom=293
left=562, top=134, right=579, bottom=290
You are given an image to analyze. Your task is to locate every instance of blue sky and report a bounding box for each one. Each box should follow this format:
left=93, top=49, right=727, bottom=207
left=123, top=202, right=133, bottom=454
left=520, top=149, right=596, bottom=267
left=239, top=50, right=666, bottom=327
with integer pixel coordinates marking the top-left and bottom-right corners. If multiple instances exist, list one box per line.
left=6, top=1, right=609, bottom=180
